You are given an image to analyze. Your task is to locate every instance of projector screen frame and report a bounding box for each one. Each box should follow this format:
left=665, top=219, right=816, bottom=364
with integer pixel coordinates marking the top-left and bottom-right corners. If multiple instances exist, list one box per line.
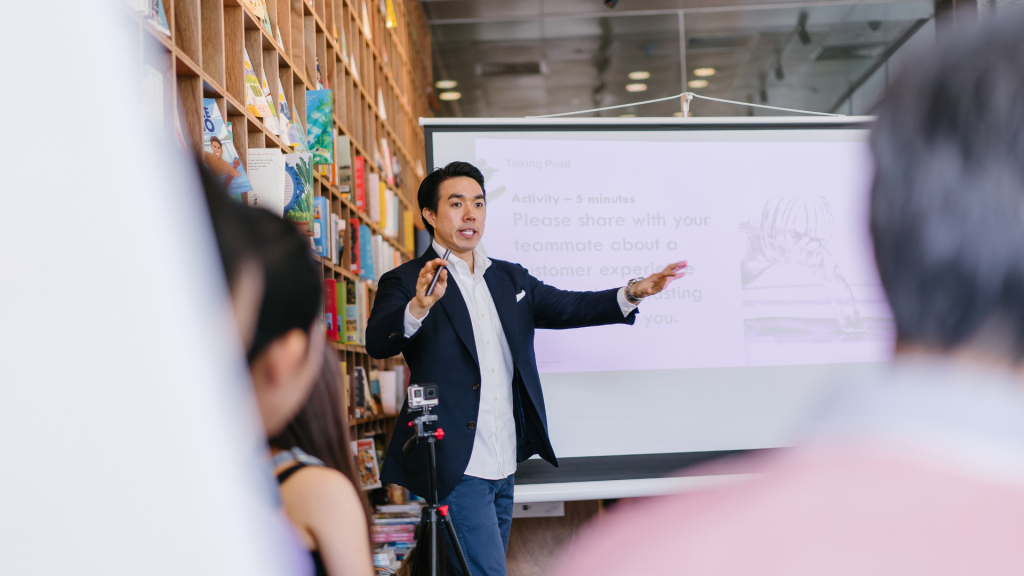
left=420, top=116, right=878, bottom=499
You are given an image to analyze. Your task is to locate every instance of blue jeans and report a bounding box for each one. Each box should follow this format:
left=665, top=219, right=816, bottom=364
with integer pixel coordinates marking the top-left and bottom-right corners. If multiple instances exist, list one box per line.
left=438, top=474, right=515, bottom=576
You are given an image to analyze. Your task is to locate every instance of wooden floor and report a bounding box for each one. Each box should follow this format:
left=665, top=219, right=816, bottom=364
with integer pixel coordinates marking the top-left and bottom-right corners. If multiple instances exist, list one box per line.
left=506, top=501, right=602, bottom=576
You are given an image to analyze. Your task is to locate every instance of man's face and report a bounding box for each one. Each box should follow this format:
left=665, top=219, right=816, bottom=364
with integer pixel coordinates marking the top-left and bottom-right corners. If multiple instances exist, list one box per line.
left=425, top=177, right=486, bottom=255
left=211, top=140, right=223, bottom=158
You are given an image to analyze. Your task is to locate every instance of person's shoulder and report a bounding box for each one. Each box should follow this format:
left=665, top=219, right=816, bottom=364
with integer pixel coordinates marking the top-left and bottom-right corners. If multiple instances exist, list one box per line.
left=283, top=465, right=363, bottom=510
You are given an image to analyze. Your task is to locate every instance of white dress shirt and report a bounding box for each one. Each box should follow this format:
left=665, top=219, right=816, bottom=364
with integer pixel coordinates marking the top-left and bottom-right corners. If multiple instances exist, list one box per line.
left=404, top=240, right=639, bottom=480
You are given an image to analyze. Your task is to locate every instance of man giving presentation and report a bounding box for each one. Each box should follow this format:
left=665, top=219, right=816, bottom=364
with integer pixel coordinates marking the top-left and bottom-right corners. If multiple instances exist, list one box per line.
left=366, top=161, right=682, bottom=576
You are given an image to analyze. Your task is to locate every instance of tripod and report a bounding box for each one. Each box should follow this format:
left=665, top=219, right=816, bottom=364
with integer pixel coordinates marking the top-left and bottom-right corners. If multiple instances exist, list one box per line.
left=403, top=403, right=473, bottom=576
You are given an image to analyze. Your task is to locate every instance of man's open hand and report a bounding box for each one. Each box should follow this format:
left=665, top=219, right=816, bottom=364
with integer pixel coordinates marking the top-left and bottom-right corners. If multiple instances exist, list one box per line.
left=409, top=258, right=449, bottom=319
left=631, top=260, right=687, bottom=299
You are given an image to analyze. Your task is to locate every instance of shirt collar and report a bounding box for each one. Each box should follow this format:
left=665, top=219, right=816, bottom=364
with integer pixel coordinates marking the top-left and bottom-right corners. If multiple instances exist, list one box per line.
left=432, top=239, right=490, bottom=281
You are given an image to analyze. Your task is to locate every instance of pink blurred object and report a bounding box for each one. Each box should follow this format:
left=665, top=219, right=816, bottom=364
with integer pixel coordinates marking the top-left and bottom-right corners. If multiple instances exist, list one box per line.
left=551, top=362, right=1024, bottom=576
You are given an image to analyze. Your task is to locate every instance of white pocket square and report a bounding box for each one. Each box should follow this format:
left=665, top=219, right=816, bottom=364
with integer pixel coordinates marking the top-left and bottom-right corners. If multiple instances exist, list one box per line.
left=516, top=290, right=526, bottom=302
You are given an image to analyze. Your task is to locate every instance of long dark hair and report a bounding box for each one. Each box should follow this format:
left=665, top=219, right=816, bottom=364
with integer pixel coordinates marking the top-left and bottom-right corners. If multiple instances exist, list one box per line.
left=270, top=346, right=372, bottom=524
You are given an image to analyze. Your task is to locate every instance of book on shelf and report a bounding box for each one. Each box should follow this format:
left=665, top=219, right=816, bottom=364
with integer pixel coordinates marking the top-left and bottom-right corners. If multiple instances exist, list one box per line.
left=361, top=1, right=372, bottom=38
left=284, top=153, right=315, bottom=235
left=354, top=156, right=366, bottom=212
left=340, top=360, right=348, bottom=416
left=337, top=135, right=353, bottom=199
left=259, top=69, right=281, bottom=135
left=391, top=191, right=401, bottom=238
left=352, top=366, right=367, bottom=417
left=371, top=234, right=384, bottom=282
left=305, top=90, right=334, bottom=165
left=380, top=138, right=394, bottom=185
left=352, top=437, right=382, bottom=490
left=377, top=89, right=387, bottom=121
left=243, top=49, right=273, bottom=120
left=379, top=371, right=398, bottom=415
left=369, top=369, right=382, bottom=416
left=356, top=280, right=368, bottom=344
left=201, top=99, right=253, bottom=200
left=367, top=172, right=381, bottom=222
left=246, top=148, right=286, bottom=216
left=312, top=196, right=329, bottom=258
left=404, top=210, right=415, bottom=252
left=146, top=0, right=170, bottom=36
left=359, top=225, right=375, bottom=281
left=395, top=365, right=407, bottom=407
left=344, top=279, right=359, bottom=344
left=349, top=218, right=361, bottom=274
left=336, top=279, right=347, bottom=342
left=275, top=78, right=293, bottom=147
left=324, top=278, right=340, bottom=342
left=330, top=213, right=344, bottom=265
left=384, top=0, right=398, bottom=29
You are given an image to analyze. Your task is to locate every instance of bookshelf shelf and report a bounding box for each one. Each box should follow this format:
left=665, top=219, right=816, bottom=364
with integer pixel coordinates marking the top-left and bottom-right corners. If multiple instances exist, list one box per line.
left=125, top=0, right=432, bottom=452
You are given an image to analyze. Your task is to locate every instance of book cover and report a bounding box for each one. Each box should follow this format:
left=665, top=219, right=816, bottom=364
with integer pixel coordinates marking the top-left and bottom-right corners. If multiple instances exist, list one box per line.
left=201, top=99, right=253, bottom=199
left=351, top=438, right=382, bottom=490
left=354, top=156, right=366, bottom=212
left=313, top=196, right=329, bottom=257
left=305, top=90, right=334, bottom=165
left=384, top=0, right=397, bottom=28
left=243, top=0, right=265, bottom=18
left=359, top=225, right=375, bottom=281
left=329, top=213, right=338, bottom=264
left=336, top=278, right=347, bottom=342
left=379, top=182, right=388, bottom=232
left=275, top=77, right=293, bottom=147
left=243, top=49, right=271, bottom=119
left=259, top=69, right=281, bottom=135
left=404, top=210, right=415, bottom=252
left=371, top=234, right=384, bottom=281
left=344, top=279, right=359, bottom=344
left=290, top=106, right=310, bottom=152
left=246, top=148, right=286, bottom=216
left=361, top=1, right=372, bottom=38
left=369, top=369, right=382, bottom=415
left=324, top=278, right=339, bottom=342
left=377, top=89, right=387, bottom=121
left=353, top=366, right=366, bottom=417
left=337, top=134, right=353, bottom=198
left=147, top=0, right=170, bottom=36
left=379, top=370, right=398, bottom=415
left=349, top=218, right=361, bottom=274
left=356, top=280, right=368, bottom=344
left=367, top=172, right=381, bottom=222
left=380, top=138, right=395, bottom=185
left=283, top=152, right=315, bottom=235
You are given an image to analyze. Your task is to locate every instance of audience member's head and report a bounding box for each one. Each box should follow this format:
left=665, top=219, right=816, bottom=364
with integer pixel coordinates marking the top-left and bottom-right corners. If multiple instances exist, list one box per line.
left=269, top=346, right=371, bottom=522
left=201, top=162, right=325, bottom=437
left=201, top=164, right=265, bottom=349
left=870, top=12, right=1024, bottom=365
left=246, top=208, right=325, bottom=437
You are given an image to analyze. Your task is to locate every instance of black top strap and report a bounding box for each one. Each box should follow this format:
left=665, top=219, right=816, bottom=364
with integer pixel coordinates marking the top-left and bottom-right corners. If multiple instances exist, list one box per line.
left=276, top=462, right=309, bottom=484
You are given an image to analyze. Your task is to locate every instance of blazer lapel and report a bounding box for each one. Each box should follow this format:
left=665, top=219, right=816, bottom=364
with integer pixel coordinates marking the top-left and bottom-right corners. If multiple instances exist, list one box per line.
left=424, top=246, right=479, bottom=368
left=484, top=265, right=519, bottom=355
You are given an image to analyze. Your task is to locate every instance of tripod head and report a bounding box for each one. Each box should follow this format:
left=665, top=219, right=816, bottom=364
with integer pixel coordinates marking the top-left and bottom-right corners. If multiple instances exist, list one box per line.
left=402, top=384, right=445, bottom=456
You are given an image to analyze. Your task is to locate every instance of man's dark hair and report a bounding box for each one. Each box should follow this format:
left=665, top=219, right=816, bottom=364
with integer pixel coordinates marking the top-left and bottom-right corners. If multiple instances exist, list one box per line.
left=210, top=136, right=222, bottom=146
left=417, top=161, right=486, bottom=237
left=870, top=12, right=1024, bottom=359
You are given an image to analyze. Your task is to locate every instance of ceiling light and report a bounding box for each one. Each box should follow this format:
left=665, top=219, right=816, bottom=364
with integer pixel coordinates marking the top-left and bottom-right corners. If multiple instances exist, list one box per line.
left=625, top=83, right=648, bottom=92
left=439, top=91, right=462, bottom=101
left=693, top=67, right=716, bottom=77
left=435, top=80, right=458, bottom=89
left=628, top=71, right=650, bottom=80
left=687, top=79, right=709, bottom=89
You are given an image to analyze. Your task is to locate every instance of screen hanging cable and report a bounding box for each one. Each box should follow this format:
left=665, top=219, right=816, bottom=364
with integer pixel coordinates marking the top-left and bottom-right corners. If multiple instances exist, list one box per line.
left=528, top=91, right=843, bottom=119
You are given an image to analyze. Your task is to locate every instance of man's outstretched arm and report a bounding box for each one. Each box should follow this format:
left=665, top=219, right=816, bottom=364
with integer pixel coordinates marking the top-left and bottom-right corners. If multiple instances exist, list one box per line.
left=530, top=261, right=685, bottom=330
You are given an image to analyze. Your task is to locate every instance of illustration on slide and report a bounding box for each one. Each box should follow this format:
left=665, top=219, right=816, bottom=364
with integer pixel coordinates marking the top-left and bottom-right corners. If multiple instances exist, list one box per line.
left=474, top=157, right=507, bottom=202
left=739, top=194, right=889, bottom=344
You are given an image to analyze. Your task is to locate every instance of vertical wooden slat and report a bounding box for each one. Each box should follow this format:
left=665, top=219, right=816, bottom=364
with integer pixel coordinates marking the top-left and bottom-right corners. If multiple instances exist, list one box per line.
left=224, top=6, right=245, bottom=101
left=177, top=75, right=203, bottom=153
left=200, top=0, right=225, bottom=85
left=173, top=0, right=201, bottom=64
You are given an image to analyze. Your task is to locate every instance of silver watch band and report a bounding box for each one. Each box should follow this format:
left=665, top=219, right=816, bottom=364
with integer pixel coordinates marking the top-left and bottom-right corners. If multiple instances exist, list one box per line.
left=625, top=277, right=645, bottom=304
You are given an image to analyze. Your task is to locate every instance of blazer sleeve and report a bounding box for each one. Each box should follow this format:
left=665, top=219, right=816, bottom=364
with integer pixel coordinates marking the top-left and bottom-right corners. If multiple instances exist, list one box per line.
left=525, top=269, right=638, bottom=330
left=366, top=269, right=416, bottom=359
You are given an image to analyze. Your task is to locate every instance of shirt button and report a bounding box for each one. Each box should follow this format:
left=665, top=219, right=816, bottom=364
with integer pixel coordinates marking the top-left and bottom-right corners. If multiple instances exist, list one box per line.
left=468, top=421, right=476, bottom=429
left=481, top=313, right=485, bottom=318
left=490, top=368, right=495, bottom=373
left=486, top=340, right=490, bottom=345
left=472, top=383, right=480, bottom=391
left=494, top=396, right=497, bottom=401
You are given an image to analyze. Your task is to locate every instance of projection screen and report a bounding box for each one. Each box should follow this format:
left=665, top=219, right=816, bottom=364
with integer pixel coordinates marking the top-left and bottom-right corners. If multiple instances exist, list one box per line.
left=423, top=117, right=890, bottom=497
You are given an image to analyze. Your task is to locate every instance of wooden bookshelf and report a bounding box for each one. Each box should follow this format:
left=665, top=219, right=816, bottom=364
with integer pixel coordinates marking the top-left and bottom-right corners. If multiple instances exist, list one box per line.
left=123, top=0, right=432, bottom=445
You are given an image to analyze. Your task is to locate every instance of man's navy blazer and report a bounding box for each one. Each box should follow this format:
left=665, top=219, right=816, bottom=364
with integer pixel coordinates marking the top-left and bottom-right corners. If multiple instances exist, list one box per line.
left=366, top=246, right=638, bottom=501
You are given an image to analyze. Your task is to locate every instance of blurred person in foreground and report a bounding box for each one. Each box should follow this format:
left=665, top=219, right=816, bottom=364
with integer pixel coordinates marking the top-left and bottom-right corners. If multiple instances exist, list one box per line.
left=552, top=13, right=1024, bottom=576
left=269, top=347, right=376, bottom=576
